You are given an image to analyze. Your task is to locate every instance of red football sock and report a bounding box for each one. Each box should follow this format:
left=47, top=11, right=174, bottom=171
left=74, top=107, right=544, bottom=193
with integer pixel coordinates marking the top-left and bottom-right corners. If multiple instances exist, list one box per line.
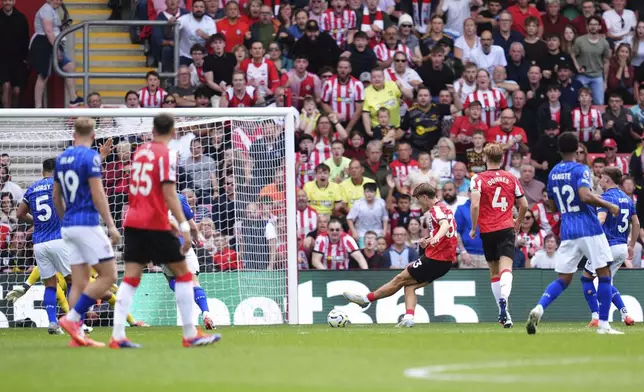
left=406, top=309, right=415, bottom=316
left=367, top=292, right=376, bottom=302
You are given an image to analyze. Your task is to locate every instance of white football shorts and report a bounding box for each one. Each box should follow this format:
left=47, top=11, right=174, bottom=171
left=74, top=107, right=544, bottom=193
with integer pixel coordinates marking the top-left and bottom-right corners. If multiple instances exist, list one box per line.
left=584, top=243, right=627, bottom=277
left=555, top=234, right=612, bottom=274
left=162, top=247, right=199, bottom=277
left=34, top=239, right=71, bottom=279
left=61, top=226, right=115, bottom=266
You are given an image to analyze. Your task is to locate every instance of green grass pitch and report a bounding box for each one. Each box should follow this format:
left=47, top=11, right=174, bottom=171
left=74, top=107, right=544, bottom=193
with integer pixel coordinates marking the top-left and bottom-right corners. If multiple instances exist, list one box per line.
left=2, top=323, right=644, bottom=392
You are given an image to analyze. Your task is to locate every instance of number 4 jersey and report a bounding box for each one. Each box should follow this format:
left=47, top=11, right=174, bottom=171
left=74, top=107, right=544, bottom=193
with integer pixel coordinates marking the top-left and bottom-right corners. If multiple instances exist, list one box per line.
left=470, top=169, right=524, bottom=233
left=124, top=142, right=178, bottom=231
left=424, top=202, right=457, bottom=262
left=547, top=161, right=603, bottom=241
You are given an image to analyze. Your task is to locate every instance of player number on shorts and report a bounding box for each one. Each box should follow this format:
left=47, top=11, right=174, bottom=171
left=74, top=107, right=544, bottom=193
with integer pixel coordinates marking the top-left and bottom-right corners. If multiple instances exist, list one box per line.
left=130, top=162, right=154, bottom=196
left=56, top=170, right=79, bottom=203
left=618, top=209, right=629, bottom=233
left=552, top=185, right=579, bottom=214
left=492, top=187, right=508, bottom=211
left=35, top=195, right=52, bottom=222
left=412, top=259, right=423, bottom=268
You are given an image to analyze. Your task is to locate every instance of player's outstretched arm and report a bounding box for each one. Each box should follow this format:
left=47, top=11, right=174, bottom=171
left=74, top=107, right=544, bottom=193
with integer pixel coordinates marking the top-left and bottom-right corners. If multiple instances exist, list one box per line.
left=578, top=187, right=619, bottom=216
left=515, top=196, right=529, bottom=232
left=163, top=183, right=192, bottom=254
left=16, top=201, right=33, bottom=225
left=469, top=191, right=481, bottom=239
left=88, top=177, right=121, bottom=245
left=52, top=182, right=66, bottom=220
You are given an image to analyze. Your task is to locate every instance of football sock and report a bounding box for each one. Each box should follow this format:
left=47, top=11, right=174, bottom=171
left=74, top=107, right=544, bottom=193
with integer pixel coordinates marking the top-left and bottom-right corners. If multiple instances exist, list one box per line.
left=56, top=284, right=70, bottom=314
left=67, top=293, right=96, bottom=322
left=491, top=278, right=501, bottom=311
left=597, top=276, right=612, bottom=322
left=194, top=286, right=210, bottom=314
left=366, top=292, right=376, bottom=302
left=499, top=269, right=513, bottom=301
left=112, top=277, right=140, bottom=340
left=175, top=273, right=197, bottom=339
left=44, top=287, right=57, bottom=324
left=26, top=268, right=40, bottom=286
left=580, top=276, right=599, bottom=316
left=537, top=278, right=567, bottom=310
left=611, top=285, right=628, bottom=318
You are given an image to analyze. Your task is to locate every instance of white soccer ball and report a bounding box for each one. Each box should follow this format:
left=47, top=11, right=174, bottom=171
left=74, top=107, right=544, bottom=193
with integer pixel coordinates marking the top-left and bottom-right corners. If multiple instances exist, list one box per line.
left=327, top=309, right=350, bottom=328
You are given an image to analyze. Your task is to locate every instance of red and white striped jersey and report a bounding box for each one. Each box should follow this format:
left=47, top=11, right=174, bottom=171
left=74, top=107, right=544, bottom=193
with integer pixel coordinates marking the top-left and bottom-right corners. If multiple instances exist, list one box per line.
left=373, top=42, right=414, bottom=65
left=240, top=58, right=280, bottom=98
left=231, top=125, right=262, bottom=153
left=296, top=206, right=318, bottom=238
left=321, top=75, right=365, bottom=123
left=389, top=159, right=419, bottom=186
left=571, top=107, right=603, bottom=142
left=320, top=8, right=357, bottom=48
left=280, top=70, right=322, bottom=109
left=517, top=229, right=546, bottom=261
left=313, top=232, right=360, bottom=270
left=224, top=86, right=259, bottom=108
left=138, top=87, right=168, bottom=108
left=423, top=202, right=458, bottom=262
left=296, top=150, right=325, bottom=188
left=607, top=156, right=629, bottom=174
left=531, top=202, right=561, bottom=236
left=463, top=88, right=508, bottom=127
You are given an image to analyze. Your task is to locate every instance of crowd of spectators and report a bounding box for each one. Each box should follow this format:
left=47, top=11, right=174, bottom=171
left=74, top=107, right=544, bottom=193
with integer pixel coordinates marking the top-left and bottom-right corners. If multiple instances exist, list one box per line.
left=4, top=0, right=644, bottom=272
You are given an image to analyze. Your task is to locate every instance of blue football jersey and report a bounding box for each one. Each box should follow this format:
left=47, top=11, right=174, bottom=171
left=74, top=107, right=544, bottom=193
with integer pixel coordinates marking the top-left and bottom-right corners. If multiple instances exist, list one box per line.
left=22, top=177, right=62, bottom=244
left=174, top=193, right=194, bottom=246
left=598, top=188, right=635, bottom=246
left=547, top=161, right=603, bottom=240
left=54, top=145, right=102, bottom=227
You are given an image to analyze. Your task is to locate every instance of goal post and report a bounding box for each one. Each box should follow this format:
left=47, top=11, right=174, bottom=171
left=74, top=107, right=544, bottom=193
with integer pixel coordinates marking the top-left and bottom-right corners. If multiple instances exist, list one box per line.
left=0, top=107, right=300, bottom=327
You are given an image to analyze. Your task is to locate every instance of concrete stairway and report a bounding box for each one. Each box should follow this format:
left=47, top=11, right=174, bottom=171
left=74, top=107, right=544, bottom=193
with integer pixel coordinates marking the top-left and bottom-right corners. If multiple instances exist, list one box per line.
left=65, top=0, right=155, bottom=105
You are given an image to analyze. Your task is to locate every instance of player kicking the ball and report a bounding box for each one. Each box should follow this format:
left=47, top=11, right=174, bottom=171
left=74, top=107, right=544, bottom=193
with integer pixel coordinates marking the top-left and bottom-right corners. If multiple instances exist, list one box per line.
left=109, top=113, right=220, bottom=348
left=469, top=143, right=528, bottom=328
left=55, top=118, right=121, bottom=348
left=581, top=167, right=638, bottom=327
left=343, top=183, right=456, bottom=327
left=526, top=132, right=622, bottom=335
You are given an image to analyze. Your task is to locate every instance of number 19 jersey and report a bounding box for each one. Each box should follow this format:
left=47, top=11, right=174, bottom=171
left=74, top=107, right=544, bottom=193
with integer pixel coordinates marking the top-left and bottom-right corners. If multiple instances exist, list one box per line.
left=547, top=161, right=603, bottom=241
left=124, top=142, right=178, bottom=231
left=470, top=170, right=524, bottom=233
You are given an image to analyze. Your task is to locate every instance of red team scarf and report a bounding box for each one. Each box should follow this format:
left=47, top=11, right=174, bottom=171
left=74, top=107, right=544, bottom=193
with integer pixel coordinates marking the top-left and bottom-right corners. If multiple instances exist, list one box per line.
left=361, top=6, right=383, bottom=46
left=412, top=0, right=431, bottom=33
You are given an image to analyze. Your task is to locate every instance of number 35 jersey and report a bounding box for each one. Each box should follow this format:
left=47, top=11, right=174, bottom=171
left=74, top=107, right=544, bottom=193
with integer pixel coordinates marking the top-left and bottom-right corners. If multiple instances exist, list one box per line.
left=470, top=169, right=524, bottom=233
left=22, top=176, right=62, bottom=244
left=547, top=161, right=603, bottom=241
left=598, top=187, right=635, bottom=246
left=424, top=201, right=457, bottom=262
left=124, top=141, right=177, bottom=231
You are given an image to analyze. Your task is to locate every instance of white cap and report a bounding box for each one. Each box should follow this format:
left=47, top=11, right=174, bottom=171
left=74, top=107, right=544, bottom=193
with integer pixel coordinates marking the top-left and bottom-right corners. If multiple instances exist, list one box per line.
left=398, top=14, right=413, bottom=27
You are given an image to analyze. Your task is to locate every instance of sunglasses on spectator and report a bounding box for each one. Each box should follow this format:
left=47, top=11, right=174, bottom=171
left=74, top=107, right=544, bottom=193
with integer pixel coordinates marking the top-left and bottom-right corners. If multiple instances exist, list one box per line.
left=321, top=74, right=333, bottom=78
left=576, top=150, right=585, bottom=154
left=604, top=147, right=616, bottom=151
left=401, top=24, right=412, bottom=28
left=394, top=58, right=406, bottom=63
left=165, top=99, right=176, bottom=104
left=329, top=228, right=341, bottom=232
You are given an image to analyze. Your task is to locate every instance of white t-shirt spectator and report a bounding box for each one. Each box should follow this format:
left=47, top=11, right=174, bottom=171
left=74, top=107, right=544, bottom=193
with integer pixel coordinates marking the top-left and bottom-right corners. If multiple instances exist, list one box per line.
left=431, top=158, right=456, bottom=182
left=441, top=0, right=471, bottom=37
left=530, top=249, right=556, bottom=269
left=453, top=78, right=476, bottom=104
left=169, top=132, right=195, bottom=164
left=470, top=45, right=507, bottom=74
left=602, top=9, right=637, bottom=45
left=2, top=181, right=24, bottom=202
left=346, top=198, right=389, bottom=238
left=454, top=36, right=481, bottom=65
left=177, top=13, right=217, bottom=58
left=444, top=196, right=467, bottom=214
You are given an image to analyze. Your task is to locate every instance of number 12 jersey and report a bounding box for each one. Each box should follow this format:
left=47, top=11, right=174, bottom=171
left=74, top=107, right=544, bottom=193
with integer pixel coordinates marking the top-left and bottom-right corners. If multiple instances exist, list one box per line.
left=124, top=142, right=178, bottom=231
left=470, top=170, right=524, bottom=233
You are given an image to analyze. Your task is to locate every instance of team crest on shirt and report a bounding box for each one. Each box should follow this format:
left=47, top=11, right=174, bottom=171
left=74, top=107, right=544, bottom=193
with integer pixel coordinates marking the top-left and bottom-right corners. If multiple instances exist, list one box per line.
left=554, top=215, right=560, bottom=221
left=93, top=155, right=101, bottom=168
left=305, top=85, right=311, bottom=91
left=236, top=29, right=241, bottom=35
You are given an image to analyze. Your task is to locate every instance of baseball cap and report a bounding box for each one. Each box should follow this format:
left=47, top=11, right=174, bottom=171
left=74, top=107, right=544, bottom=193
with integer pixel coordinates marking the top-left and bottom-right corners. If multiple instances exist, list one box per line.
left=360, top=72, right=371, bottom=83
left=398, top=14, right=413, bottom=27
left=602, top=138, right=617, bottom=149
left=306, top=20, right=320, bottom=32
left=557, top=60, right=572, bottom=70
left=545, top=120, right=559, bottom=130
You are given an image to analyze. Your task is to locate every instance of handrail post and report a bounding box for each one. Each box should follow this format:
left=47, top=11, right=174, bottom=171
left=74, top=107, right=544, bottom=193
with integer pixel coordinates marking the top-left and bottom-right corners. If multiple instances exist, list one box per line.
left=83, top=23, right=90, bottom=99
left=173, top=22, right=180, bottom=85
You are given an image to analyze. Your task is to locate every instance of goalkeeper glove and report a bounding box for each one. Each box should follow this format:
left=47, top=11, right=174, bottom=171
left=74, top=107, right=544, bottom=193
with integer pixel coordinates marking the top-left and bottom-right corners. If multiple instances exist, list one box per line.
left=6, top=283, right=30, bottom=303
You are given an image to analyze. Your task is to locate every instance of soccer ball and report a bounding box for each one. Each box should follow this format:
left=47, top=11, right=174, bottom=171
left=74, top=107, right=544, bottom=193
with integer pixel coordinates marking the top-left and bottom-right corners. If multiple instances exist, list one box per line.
left=327, top=309, right=349, bottom=328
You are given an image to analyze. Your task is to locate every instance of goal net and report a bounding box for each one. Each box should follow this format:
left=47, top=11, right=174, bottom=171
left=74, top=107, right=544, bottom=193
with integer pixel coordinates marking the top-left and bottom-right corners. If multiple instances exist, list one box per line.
left=0, top=107, right=299, bottom=329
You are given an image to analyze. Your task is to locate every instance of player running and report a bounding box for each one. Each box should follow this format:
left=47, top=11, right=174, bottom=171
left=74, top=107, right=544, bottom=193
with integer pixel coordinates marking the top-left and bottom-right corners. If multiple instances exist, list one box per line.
left=110, top=113, right=220, bottom=349
left=526, top=132, right=622, bottom=335
left=343, top=183, right=456, bottom=327
left=581, top=167, right=639, bottom=327
left=55, top=118, right=121, bottom=347
left=161, top=192, right=215, bottom=329
left=469, top=143, right=528, bottom=328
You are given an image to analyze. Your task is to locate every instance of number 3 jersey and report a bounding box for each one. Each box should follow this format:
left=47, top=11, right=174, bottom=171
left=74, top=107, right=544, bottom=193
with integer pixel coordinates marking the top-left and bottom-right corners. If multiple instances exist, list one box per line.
left=470, top=169, right=524, bottom=233
left=598, top=187, right=635, bottom=246
left=124, top=142, right=178, bottom=231
left=22, top=176, right=62, bottom=244
left=547, top=161, right=603, bottom=241
left=424, top=202, right=457, bottom=262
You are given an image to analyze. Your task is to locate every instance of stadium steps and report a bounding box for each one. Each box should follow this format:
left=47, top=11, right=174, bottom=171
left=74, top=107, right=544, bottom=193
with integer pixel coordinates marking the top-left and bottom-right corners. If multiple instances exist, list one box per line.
left=66, top=0, right=149, bottom=105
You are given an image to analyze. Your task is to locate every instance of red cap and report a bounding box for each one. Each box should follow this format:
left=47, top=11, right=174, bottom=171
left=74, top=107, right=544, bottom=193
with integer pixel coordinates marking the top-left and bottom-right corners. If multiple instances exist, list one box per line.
left=602, top=138, right=617, bottom=149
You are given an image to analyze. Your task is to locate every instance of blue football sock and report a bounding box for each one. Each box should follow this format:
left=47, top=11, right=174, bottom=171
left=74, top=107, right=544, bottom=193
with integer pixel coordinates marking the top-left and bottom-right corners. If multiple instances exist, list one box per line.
left=611, top=285, right=626, bottom=311
left=597, top=276, right=612, bottom=322
left=44, top=287, right=57, bottom=323
left=580, top=276, right=599, bottom=314
left=193, top=286, right=209, bottom=313
left=168, top=278, right=176, bottom=292
left=72, top=293, right=96, bottom=318
left=538, top=278, right=568, bottom=310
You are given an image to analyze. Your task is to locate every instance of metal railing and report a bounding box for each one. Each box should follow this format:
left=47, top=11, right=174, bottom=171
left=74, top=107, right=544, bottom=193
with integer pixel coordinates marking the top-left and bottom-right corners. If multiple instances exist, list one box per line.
left=53, top=20, right=180, bottom=98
